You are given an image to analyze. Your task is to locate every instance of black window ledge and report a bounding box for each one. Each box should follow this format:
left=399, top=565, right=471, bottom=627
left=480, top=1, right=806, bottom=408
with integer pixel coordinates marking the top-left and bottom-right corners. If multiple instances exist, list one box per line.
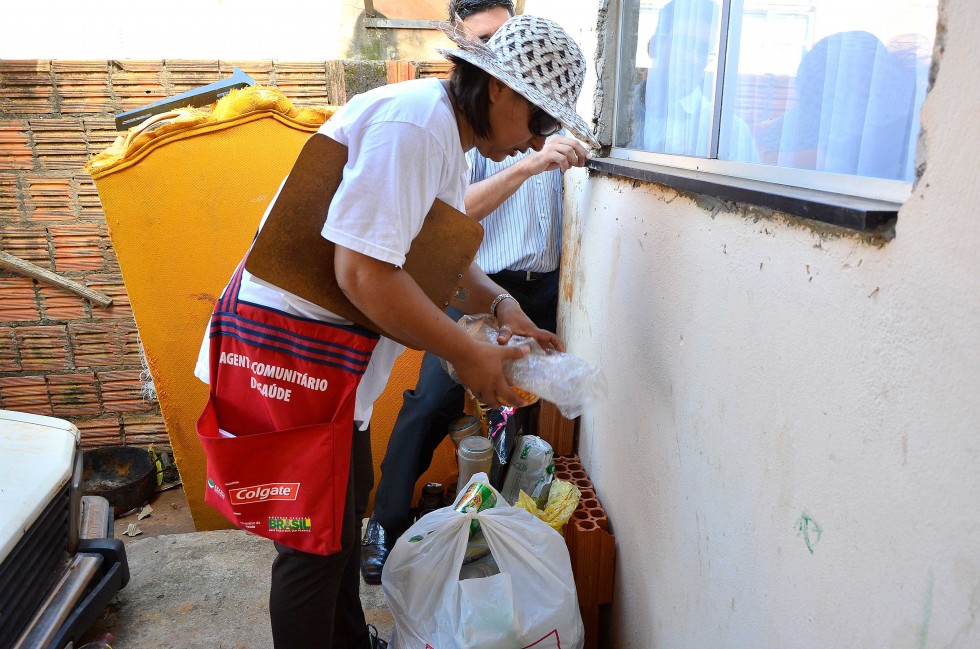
left=588, top=157, right=900, bottom=235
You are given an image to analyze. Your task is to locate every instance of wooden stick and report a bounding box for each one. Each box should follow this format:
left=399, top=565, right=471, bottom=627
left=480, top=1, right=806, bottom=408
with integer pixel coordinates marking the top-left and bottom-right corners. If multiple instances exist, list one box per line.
left=0, top=250, right=113, bottom=308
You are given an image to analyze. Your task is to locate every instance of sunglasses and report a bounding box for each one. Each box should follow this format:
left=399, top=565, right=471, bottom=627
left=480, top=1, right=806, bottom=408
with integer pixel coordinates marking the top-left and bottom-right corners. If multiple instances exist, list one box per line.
left=529, top=107, right=561, bottom=138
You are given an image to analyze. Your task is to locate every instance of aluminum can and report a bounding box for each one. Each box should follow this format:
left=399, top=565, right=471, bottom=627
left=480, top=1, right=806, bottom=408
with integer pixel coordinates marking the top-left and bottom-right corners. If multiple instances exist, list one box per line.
left=454, top=481, right=496, bottom=536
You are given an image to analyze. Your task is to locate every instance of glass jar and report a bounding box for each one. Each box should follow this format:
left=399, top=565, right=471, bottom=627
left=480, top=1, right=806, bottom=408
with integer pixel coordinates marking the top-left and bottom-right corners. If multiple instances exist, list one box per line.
left=448, top=414, right=481, bottom=449
left=456, top=436, right=493, bottom=493
left=416, top=482, right=445, bottom=520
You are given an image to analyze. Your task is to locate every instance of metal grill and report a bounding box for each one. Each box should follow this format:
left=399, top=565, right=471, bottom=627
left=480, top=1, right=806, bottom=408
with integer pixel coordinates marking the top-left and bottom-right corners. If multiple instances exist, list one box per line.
left=0, top=484, right=70, bottom=648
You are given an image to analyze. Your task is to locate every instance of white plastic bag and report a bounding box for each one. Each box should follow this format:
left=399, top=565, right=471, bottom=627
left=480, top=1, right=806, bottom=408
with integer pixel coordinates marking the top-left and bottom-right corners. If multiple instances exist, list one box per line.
left=382, top=473, right=584, bottom=649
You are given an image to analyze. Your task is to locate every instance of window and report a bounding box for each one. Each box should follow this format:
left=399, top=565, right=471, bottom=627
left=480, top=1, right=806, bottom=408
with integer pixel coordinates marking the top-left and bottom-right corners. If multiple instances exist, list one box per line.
left=605, top=0, right=938, bottom=220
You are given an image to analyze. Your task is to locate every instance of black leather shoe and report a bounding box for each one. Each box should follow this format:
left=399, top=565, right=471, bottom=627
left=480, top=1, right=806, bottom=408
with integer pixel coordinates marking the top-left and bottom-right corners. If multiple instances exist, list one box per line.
left=361, top=514, right=394, bottom=585
left=367, top=623, right=389, bottom=649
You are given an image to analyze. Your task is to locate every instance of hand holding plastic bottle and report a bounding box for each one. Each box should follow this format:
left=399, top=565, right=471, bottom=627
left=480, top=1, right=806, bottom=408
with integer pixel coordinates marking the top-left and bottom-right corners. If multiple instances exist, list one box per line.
left=443, top=314, right=606, bottom=419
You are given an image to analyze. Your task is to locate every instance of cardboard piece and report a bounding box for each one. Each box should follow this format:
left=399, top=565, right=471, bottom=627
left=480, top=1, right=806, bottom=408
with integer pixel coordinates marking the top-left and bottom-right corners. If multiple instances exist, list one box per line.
left=245, top=133, right=483, bottom=349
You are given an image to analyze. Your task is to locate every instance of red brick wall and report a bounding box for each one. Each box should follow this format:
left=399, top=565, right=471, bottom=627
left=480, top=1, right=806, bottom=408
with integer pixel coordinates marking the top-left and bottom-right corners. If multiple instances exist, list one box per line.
left=0, top=58, right=415, bottom=447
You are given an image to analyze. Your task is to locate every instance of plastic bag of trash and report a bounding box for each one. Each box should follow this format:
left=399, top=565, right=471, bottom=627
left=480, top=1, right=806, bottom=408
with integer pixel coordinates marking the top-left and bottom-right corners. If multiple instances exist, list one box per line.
left=486, top=406, right=520, bottom=490
left=442, top=314, right=605, bottom=419
left=500, top=435, right=554, bottom=505
left=382, top=473, right=584, bottom=649
left=514, top=479, right=581, bottom=535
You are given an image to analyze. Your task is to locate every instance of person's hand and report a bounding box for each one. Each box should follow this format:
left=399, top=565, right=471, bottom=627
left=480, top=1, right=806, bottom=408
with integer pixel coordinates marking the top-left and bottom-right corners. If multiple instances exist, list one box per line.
left=519, top=135, right=590, bottom=176
left=449, top=338, right=530, bottom=409
left=494, top=297, right=565, bottom=353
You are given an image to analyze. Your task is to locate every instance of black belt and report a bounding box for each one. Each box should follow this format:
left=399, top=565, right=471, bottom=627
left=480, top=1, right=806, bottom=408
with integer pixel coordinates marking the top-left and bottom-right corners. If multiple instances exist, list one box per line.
left=491, top=269, right=558, bottom=283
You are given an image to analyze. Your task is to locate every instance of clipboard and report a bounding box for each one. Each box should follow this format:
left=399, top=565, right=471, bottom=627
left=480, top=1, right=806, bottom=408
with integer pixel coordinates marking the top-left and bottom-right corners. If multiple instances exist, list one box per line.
left=244, top=133, right=484, bottom=349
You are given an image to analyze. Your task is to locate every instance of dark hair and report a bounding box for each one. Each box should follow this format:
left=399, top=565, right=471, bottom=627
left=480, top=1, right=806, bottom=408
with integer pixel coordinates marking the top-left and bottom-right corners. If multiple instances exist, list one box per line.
left=448, top=57, right=495, bottom=140
left=447, top=0, right=515, bottom=23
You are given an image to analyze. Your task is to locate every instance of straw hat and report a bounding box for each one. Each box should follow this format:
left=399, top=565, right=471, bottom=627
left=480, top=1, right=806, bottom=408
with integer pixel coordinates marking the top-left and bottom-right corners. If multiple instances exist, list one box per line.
left=438, top=15, right=598, bottom=146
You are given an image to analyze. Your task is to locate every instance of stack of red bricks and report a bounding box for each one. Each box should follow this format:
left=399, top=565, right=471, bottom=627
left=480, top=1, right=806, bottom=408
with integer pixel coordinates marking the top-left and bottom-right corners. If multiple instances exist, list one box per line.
left=0, top=58, right=394, bottom=446
left=537, top=402, right=616, bottom=649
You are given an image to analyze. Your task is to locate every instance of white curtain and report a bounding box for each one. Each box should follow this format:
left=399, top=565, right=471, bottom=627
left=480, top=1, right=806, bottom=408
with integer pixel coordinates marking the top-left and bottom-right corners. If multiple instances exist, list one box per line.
left=631, top=0, right=759, bottom=162
left=625, top=0, right=931, bottom=182
left=756, top=30, right=929, bottom=181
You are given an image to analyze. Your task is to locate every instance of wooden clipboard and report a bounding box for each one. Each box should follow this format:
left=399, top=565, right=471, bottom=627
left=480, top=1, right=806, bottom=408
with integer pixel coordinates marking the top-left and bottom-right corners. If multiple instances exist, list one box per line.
left=244, top=133, right=483, bottom=349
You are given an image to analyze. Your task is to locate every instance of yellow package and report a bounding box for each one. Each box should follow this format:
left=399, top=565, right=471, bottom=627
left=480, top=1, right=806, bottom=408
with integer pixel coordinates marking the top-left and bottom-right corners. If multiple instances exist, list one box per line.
left=515, top=479, right=581, bottom=534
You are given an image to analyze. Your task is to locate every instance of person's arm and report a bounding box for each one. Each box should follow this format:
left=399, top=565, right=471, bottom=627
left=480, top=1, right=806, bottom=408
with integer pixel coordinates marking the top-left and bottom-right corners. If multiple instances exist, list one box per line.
left=464, top=135, right=590, bottom=220
left=451, top=261, right=564, bottom=352
left=335, top=247, right=531, bottom=408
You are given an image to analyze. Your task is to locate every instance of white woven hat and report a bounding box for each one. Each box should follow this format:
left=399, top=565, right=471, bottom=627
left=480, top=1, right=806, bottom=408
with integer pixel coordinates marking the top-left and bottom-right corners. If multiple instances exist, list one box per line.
left=438, top=14, right=598, bottom=146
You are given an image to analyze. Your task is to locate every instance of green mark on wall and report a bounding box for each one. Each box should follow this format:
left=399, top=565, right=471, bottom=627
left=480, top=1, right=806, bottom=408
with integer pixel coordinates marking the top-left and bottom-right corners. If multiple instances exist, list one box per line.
left=918, top=568, right=934, bottom=649
left=795, top=512, right=823, bottom=554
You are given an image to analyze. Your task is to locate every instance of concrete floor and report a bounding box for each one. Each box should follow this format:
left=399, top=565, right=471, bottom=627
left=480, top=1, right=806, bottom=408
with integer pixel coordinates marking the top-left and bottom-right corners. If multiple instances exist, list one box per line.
left=82, top=487, right=393, bottom=648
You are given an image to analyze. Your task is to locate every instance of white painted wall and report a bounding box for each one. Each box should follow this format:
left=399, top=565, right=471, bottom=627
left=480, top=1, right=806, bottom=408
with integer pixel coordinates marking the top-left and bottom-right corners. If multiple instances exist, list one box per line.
left=540, top=0, right=980, bottom=646
left=5, top=1, right=346, bottom=59
left=3, top=0, right=450, bottom=61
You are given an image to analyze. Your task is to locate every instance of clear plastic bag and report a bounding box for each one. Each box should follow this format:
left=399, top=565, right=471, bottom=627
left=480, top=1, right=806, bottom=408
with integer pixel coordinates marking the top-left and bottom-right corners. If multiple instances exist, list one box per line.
left=486, top=406, right=519, bottom=490
left=443, top=314, right=606, bottom=419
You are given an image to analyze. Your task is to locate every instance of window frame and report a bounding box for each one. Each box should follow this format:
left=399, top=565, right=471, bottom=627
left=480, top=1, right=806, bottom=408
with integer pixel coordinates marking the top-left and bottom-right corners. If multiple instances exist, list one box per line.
left=591, top=0, right=922, bottom=234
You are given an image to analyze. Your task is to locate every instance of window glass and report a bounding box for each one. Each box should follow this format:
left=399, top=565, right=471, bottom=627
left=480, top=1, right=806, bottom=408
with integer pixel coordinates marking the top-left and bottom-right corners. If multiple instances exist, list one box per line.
left=614, top=0, right=937, bottom=183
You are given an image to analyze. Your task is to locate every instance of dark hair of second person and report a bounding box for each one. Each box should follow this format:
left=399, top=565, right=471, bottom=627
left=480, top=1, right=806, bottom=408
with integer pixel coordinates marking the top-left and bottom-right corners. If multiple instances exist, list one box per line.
left=448, top=0, right=515, bottom=22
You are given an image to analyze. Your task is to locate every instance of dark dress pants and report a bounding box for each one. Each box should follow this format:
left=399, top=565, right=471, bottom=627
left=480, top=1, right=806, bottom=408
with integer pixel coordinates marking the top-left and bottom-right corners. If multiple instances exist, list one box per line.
left=269, top=425, right=374, bottom=649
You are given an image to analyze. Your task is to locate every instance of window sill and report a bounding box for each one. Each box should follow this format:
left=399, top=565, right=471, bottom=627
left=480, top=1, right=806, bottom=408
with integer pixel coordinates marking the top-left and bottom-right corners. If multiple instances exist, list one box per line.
left=587, top=157, right=900, bottom=235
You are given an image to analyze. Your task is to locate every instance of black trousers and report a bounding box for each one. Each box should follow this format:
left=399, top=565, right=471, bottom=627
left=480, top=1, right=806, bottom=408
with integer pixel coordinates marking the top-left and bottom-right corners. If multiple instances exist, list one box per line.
left=270, top=425, right=374, bottom=649
left=372, top=269, right=559, bottom=537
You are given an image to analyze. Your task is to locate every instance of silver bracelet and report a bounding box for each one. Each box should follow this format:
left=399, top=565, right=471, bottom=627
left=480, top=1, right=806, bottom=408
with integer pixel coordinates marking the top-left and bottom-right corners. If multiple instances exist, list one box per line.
left=490, top=293, right=514, bottom=317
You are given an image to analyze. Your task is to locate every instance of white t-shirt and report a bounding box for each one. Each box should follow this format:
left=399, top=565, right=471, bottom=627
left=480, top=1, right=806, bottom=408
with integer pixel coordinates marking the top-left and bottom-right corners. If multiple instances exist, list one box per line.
left=195, top=78, right=470, bottom=428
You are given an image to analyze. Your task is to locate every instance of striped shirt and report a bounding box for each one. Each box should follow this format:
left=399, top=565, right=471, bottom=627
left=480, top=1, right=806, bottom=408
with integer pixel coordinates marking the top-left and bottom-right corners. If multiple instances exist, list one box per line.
left=468, top=146, right=563, bottom=275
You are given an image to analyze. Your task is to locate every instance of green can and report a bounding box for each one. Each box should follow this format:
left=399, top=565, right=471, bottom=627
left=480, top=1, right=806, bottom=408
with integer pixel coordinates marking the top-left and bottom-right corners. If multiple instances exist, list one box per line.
left=454, top=482, right=496, bottom=536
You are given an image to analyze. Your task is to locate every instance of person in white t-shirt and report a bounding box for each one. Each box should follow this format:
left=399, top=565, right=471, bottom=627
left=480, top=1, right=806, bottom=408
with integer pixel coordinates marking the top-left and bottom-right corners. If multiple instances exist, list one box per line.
left=193, top=14, right=597, bottom=649
left=360, top=0, right=593, bottom=589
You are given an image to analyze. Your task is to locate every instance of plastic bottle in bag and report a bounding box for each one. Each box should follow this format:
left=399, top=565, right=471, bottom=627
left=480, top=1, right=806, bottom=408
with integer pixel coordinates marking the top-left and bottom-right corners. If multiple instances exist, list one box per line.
left=500, top=435, right=554, bottom=505
left=459, top=551, right=500, bottom=580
